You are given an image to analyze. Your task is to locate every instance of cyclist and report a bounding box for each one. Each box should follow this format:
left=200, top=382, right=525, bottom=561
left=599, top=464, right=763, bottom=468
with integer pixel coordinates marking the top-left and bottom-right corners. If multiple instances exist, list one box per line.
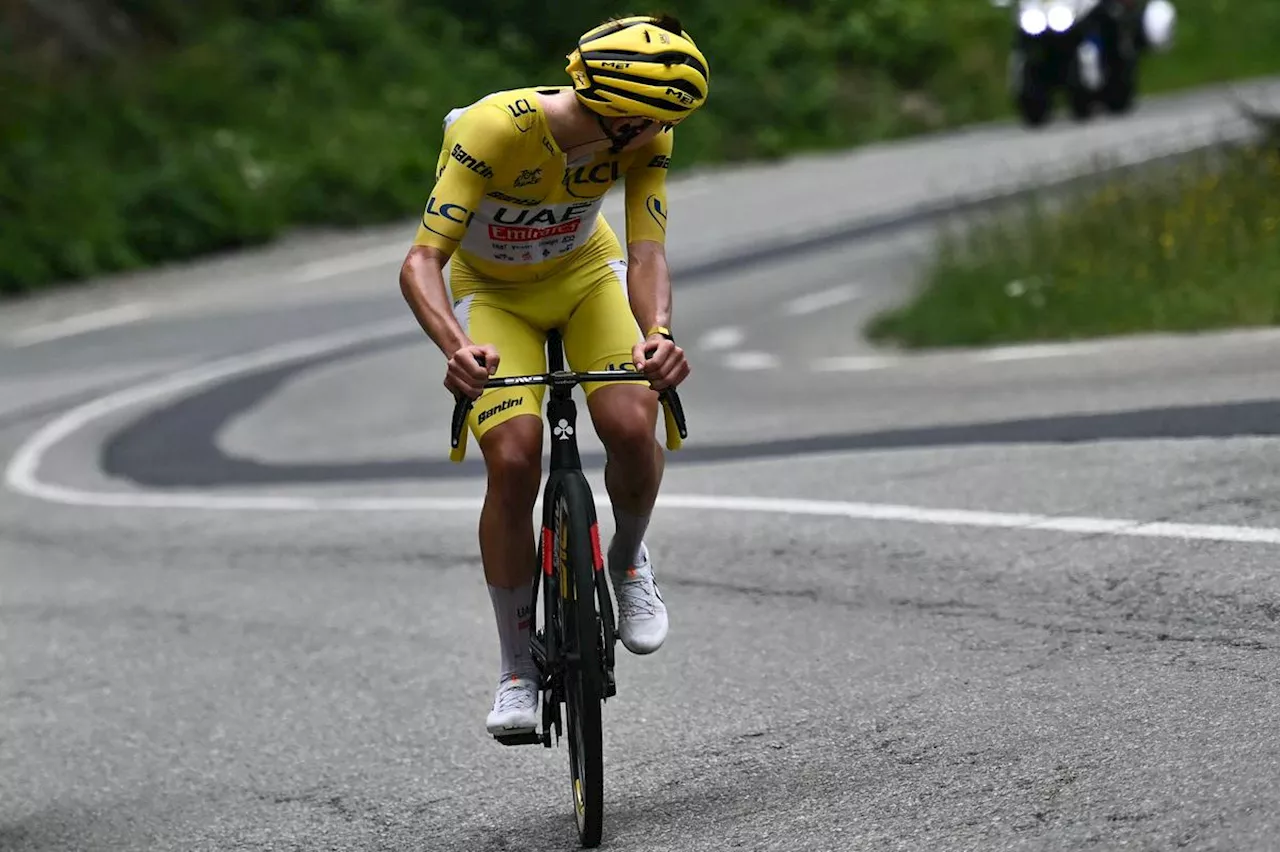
left=398, top=14, right=710, bottom=736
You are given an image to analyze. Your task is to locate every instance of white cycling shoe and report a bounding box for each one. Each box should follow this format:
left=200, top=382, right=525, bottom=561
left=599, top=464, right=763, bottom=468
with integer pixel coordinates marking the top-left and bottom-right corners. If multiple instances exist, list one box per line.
left=609, top=542, right=669, bottom=655
left=485, top=673, right=539, bottom=736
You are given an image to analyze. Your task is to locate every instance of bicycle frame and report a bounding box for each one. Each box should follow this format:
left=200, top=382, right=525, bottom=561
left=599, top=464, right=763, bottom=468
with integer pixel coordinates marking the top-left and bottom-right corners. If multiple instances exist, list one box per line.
left=445, top=330, right=687, bottom=694
left=446, top=328, right=687, bottom=717
left=445, top=329, right=688, bottom=846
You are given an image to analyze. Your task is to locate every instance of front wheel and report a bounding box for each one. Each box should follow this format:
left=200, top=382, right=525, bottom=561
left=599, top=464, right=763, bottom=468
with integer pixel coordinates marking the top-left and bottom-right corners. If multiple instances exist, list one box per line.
left=1018, top=86, right=1053, bottom=128
left=1015, top=55, right=1053, bottom=128
left=549, top=472, right=606, bottom=848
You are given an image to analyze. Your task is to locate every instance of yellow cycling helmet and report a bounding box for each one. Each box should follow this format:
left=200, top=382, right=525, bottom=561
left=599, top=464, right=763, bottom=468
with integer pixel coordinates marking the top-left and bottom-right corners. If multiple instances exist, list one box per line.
left=565, top=15, right=710, bottom=125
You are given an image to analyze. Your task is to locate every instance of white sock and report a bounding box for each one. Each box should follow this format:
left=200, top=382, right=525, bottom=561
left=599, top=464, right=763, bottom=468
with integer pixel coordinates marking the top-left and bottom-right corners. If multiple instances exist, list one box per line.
left=488, top=584, right=534, bottom=679
left=608, top=508, right=651, bottom=575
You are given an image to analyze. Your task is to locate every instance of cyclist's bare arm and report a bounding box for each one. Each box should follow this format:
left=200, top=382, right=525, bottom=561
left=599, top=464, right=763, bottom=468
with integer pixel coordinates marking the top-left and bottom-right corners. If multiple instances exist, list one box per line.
left=623, top=130, right=675, bottom=338
left=400, top=245, right=467, bottom=357
left=625, top=239, right=673, bottom=340
left=400, top=245, right=497, bottom=398
left=626, top=238, right=688, bottom=390
left=402, top=106, right=513, bottom=396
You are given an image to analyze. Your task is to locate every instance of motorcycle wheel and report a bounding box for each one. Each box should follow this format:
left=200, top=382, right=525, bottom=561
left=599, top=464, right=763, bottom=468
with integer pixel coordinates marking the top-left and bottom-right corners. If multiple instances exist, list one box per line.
left=1102, top=61, right=1138, bottom=114
left=1018, top=90, right=1052, bottom=128
left=1016, top=62, right=1053, bottom=128
left=1067, top=83, right=1094, bottom=121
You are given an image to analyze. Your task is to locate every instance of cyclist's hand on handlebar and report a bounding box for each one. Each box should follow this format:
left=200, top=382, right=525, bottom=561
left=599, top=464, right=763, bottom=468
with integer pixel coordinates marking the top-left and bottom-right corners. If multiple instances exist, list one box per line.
left=446, top=343, right=499, bottom=400
left=633, top=335, right=689, bottom=392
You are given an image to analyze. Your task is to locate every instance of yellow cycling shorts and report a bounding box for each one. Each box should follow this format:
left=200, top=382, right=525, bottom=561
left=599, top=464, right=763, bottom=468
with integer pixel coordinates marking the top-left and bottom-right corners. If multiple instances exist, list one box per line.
left=448, top=228, right=647, bottom=441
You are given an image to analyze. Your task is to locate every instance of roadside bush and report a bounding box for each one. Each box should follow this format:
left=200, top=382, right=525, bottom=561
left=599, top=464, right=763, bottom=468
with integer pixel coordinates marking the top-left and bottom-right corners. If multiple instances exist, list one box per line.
left=866, top=141, right=1280, bottom=347
left=2, top=0, right=1274, bottom=294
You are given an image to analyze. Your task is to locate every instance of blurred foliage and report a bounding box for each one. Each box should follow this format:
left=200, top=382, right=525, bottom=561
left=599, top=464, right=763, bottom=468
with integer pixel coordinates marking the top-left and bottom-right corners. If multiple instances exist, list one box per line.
left=0, top=0, right=1276, bottom=294
left=866, top=140, right=1280, bottom=347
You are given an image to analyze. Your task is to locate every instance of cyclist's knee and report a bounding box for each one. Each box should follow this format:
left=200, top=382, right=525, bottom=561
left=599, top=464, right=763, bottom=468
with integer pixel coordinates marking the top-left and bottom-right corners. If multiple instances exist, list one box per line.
left=591, top=388, right=658, bottom=457
left=480, top=416, right=542, bottom=503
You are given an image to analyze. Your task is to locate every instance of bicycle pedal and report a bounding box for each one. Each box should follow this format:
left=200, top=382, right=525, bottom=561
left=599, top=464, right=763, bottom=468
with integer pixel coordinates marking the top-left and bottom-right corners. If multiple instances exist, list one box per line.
left=492, top=731, right=543, bottom=747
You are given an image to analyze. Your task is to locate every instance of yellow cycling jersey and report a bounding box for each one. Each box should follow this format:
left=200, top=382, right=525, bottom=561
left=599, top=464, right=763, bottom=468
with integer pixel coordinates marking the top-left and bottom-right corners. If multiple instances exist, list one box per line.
left=413, top=86, right=673, bottom=282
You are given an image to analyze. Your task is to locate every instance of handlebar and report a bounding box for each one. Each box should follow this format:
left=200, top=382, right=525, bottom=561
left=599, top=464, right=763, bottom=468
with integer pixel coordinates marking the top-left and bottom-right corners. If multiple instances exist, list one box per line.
left=448, top=367, right=688, bottom=463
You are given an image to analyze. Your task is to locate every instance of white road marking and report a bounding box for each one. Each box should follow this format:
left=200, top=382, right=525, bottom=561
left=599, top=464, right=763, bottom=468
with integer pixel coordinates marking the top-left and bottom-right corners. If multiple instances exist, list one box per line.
left=3, top=241, right=409, bottom=344
left=723, top=351, right=779, bottom=371
left=291, top=243, right=408, bottom=283
left=697, top=326, right=745, bottom=351
left=784, top=284, right=859, bottom=316
left=811, top=355, right=902, bottom=372
left=7, top=478, right=1280, bottom=548
left=0, top=359, right=196, bottom=420
left=8, top=316, right=1280, bottom=549
left=4, top=318, right=413, bottom=499
left=971, top=343, right=1106, bottom=362
left=9, top=303, right=154, bottom=347
left=661, top=496, right=1280, bottom=545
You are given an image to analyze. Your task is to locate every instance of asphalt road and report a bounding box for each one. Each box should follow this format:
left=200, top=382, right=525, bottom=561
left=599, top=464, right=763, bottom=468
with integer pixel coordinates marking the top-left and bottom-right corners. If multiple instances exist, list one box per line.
left=4, top=79, right=1280, bottom=852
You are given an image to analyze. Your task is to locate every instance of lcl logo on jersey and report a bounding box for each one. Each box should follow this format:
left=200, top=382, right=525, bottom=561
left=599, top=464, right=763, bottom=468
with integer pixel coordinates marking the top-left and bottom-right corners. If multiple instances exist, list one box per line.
left=563, top=161, right=621, bottom=188
left=424, top=196, right=474, bottom=227
left=507, top=98, right=535, bottom=119
left=566, top=161, right=620, bottom=185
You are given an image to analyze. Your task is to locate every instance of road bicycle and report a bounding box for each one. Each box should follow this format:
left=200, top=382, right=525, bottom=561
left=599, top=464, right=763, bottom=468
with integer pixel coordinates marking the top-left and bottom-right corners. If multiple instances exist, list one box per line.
left=448, top=328, right=687, bottom=848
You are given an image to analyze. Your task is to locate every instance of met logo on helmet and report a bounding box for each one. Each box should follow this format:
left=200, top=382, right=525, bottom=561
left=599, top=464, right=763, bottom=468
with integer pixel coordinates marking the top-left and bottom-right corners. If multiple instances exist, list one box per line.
left=665, top=88, right=696, bottom=106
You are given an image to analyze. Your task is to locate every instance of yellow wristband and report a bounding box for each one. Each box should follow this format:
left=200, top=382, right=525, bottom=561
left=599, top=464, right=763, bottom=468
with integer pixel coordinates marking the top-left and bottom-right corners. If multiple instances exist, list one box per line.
left=647, top=325, right=673, bottom=340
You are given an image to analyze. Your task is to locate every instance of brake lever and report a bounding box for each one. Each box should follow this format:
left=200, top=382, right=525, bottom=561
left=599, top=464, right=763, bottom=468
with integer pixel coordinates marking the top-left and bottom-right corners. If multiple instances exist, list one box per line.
left=641, top=340, right=689, bottom=448
left=450, top=394, right=474, bottom=450
left=448, top=353, right=487, bottom=460
left=659, top=388, right=688, bottom=440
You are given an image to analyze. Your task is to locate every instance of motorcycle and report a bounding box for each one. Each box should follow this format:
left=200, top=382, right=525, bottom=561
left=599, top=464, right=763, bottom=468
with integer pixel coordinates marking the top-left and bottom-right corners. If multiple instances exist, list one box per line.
left=994, top=0, right=1176, bottom=127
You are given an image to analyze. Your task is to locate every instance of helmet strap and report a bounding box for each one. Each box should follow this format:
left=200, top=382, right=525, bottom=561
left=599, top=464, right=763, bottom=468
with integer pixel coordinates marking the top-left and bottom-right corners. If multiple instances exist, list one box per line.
left=596, top=114, right=649, bottom=154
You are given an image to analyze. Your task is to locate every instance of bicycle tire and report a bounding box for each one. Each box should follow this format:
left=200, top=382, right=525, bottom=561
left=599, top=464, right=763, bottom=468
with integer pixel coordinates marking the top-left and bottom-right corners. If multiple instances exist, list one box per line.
left=549, top=471, right=606, bottom=848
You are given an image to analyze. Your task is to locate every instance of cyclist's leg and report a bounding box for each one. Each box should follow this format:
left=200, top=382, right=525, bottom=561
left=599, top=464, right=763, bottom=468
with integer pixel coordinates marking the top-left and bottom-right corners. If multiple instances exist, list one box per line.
left=452, top=281, right=548, bottom=732
left=562, top=255, right=669, bottom=654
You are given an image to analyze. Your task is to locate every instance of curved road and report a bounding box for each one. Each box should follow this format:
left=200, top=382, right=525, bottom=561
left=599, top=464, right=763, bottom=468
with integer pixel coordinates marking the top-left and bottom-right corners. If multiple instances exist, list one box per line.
left=4, top=80, right=1280, bottom=851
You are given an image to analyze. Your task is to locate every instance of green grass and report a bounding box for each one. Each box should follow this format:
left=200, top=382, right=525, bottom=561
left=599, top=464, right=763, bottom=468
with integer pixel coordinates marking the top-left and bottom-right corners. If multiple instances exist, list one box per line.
left=866, top=141, right=1280, bottom=348
left=2, top=0, right=1278, bottom=296
left=1138, top=0, right=1280, bottom=92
